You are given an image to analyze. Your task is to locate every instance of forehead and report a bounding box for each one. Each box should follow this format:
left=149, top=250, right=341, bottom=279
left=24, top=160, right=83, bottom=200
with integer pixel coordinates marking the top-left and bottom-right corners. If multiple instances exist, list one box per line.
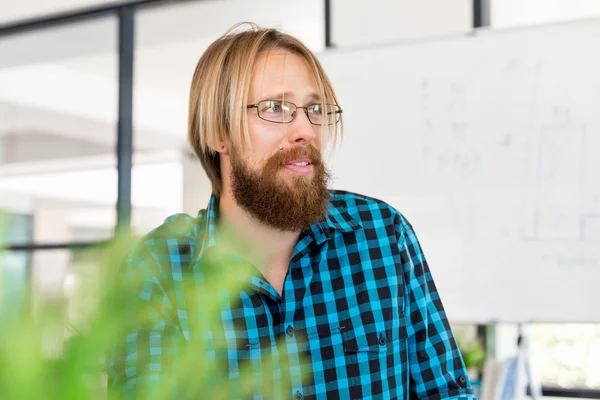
left=249, top=50, right=318, bottom=99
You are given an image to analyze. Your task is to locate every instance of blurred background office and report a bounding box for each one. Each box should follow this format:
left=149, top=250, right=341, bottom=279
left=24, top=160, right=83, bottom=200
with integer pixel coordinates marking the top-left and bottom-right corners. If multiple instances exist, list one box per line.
left=1, top=0, right=600, bottom=398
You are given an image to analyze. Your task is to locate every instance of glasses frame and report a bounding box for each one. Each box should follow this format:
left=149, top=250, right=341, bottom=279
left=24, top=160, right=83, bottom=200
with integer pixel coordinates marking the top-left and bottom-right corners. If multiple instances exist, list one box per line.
left=247, top=100, right=343, bottom=126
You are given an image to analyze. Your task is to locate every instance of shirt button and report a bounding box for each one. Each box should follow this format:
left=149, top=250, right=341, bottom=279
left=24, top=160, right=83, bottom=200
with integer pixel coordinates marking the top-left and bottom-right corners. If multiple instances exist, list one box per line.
left=378, top=333, right=386, bottom=346
left=458, top=375, right=467, bottom=387
left=293, top=390, right=303, bottom=400
left=286, top=325, right=294, bottom=337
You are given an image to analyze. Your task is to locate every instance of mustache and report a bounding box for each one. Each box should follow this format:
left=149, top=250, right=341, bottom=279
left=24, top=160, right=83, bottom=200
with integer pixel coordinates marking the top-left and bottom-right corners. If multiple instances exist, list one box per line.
left=266, top=145, right=323, bottom=168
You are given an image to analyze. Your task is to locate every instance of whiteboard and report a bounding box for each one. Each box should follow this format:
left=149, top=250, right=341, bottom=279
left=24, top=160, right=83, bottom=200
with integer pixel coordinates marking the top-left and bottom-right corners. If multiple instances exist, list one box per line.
left=319, top=18, right=600, bottom=323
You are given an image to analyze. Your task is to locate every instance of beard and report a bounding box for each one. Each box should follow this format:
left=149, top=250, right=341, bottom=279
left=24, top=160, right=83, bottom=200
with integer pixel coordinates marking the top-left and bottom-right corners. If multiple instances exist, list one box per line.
left=230, top=145, right=331, bottom=232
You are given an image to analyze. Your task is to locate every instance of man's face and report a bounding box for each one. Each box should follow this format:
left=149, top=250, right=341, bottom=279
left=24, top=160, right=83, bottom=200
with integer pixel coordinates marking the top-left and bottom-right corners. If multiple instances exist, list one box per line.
left=226, top=50, right=331, bottom=232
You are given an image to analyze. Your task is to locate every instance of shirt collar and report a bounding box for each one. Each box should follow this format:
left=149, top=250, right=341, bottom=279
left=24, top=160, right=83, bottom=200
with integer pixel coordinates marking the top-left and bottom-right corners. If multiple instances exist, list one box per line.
left=200, top=194, right=219, bottom=249
left=323, top=196, right=362, bottom=233
left=194, top=192, right=362, bottom=262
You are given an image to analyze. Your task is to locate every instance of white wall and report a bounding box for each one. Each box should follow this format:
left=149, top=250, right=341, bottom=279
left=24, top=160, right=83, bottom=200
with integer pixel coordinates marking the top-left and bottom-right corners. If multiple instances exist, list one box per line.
left=491, top=0, right=600, bottom=28
left=332, top=0, right=472, bottom=48
left=182, top=152, right=213, bottom=217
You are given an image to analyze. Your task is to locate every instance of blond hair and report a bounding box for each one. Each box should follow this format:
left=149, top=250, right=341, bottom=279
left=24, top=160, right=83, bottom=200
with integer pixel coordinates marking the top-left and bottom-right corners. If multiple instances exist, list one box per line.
left=188, top=22, right=342, bottom=198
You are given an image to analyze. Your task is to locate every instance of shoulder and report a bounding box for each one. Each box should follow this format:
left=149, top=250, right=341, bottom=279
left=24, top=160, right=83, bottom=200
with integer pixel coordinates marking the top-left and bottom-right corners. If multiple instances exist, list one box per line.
left=328, top=189, right=412, bottom=236
left=144, top=212, right=202, bottom=242
left=123, top=211, right=206, bottom=276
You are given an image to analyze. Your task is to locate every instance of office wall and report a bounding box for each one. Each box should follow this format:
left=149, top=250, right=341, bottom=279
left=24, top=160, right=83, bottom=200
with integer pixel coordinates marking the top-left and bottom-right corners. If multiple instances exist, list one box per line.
left=332, top=0, right=472, bottom=47
left=492, top=0, right=600, bottom=28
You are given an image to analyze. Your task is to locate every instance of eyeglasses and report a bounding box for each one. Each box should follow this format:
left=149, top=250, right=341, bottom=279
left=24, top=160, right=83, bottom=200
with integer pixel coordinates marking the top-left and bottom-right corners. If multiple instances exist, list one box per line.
left=247, top=100, right=342, bottom=125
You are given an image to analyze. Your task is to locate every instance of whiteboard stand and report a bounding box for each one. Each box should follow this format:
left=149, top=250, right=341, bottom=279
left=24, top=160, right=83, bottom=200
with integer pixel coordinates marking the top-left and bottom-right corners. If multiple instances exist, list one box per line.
left=514, top=324, right=543, bottom=400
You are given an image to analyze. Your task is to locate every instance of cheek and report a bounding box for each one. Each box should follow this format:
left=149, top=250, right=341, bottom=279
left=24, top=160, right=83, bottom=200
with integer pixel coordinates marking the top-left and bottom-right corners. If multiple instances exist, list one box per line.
left=248, top=119, right=284, bottom=151
left=311, top=126, right=323, bottom=149
left=315, top=126, right=323, bottom=143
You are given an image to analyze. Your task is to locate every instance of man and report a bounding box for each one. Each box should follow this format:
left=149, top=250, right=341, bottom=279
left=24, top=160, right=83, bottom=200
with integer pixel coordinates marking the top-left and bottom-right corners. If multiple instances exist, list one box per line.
left=108, top=23, right=475, bottom=399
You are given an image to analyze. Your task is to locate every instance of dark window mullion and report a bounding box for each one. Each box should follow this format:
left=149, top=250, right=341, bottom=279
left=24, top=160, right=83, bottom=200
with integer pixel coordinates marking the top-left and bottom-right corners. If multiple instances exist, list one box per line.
left=116, top=5, right=135, bottom=233
left=3, top=240, right=112, bottom=252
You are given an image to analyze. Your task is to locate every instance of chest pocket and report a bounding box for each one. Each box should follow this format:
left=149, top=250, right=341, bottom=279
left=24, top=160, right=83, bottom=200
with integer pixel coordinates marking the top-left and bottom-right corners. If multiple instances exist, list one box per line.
left=340, top=311, right=408, bottom=398
left=342, top=310, right=408, bottom=351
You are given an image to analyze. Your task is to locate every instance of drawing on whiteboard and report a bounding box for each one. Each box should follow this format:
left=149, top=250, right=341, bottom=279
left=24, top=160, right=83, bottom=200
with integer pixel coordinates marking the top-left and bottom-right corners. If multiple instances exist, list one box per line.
left=500, top=132, right=512, bottom=147
left=419, top=79, right=487, bottom=177
left=581, top=214, right=600, bottom=241
left=541, top=237, right=599, bottom=267
left=419, top=79, right=434, bottom=137
left=523, top=109, right=590, bottom=242
left=420, top=79, right=430, bottom=112
left=452, top=122, right=468, bottom=138
left=504, top=57, right=522, bottom=75
left=449, top=81, right=466, bottom=110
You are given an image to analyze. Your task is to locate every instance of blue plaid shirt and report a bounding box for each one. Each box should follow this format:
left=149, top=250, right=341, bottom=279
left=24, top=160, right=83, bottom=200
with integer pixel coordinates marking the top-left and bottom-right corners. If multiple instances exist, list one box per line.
left=108, top=190, right=475, bottom=399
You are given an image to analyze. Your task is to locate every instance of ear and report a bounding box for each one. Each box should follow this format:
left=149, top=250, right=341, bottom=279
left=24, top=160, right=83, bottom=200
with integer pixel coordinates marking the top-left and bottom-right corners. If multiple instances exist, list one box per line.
left=216, top=138, right=230, bottom=155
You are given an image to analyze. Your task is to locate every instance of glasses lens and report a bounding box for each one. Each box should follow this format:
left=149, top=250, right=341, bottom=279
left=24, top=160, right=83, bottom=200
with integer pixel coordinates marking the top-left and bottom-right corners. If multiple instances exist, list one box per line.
left=307, top=104, right=341, bottom=125
left=258, top=100, right=294, bottom=123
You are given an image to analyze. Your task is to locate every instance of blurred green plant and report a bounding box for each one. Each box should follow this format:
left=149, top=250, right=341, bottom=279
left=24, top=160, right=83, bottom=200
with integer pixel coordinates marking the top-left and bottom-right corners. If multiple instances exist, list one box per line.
left=0, top=226, right=300, bottom=399
left=456, top=333, right=486, bottom=377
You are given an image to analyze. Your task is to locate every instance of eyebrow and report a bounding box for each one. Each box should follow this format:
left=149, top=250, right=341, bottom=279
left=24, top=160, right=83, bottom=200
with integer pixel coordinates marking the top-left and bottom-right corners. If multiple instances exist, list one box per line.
left=261, top=91, right=321, bottom=103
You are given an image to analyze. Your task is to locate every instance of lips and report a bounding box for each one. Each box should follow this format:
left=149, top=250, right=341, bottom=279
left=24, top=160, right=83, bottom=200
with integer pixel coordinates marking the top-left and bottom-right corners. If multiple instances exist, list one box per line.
left=285, top=156, right=312, bottom=167
left=284, top=156, right=313, bottom=176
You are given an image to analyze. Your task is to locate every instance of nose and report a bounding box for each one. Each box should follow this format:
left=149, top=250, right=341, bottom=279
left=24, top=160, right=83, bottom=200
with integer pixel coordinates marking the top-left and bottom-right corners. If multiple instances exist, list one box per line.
left=285, top=108, right=318, bottom=145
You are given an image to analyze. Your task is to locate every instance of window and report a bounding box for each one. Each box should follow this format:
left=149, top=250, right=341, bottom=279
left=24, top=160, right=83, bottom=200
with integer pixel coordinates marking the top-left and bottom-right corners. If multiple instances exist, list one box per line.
left=531, top=324, right=600, bottom=389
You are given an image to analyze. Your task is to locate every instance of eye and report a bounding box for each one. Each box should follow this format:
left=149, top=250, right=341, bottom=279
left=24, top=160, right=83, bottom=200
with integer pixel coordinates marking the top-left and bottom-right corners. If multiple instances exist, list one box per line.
left=261, top=101, right=288, bottom=114
left=308, top=104, right=322, bottom=115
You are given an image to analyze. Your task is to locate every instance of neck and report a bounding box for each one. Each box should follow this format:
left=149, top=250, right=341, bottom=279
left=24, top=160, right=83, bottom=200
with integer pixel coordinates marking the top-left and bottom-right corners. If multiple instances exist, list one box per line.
left=217, top=188, right=300, bottom=272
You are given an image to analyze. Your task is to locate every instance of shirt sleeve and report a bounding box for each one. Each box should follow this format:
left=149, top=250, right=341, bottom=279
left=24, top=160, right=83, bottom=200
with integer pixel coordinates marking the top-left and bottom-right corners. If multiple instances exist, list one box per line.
left=106, top=243, right=183, bottom=399
left=398, top=215, right=476, bottom=400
